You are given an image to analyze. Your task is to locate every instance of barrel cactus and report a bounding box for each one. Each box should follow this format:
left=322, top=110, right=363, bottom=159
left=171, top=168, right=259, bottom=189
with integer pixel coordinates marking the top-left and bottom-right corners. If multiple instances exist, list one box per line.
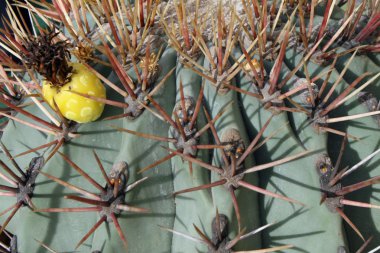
left=0, top=0, right=379, bottom=252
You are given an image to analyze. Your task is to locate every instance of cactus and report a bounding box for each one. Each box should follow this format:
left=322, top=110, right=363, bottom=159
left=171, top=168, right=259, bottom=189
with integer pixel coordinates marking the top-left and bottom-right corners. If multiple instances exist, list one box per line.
left=0, top=0, right=379, bottom=252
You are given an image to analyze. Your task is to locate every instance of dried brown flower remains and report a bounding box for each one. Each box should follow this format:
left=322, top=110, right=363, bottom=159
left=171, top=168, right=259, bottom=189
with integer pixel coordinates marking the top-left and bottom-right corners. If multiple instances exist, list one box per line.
left=22, top=29, right=72, bottom=87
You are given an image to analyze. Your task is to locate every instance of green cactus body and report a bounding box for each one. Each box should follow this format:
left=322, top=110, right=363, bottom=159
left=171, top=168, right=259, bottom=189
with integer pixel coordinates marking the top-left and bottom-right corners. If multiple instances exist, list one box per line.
left=0, top=104, right=123, bottom=252
left=90, top=47, right=177, bottom=252
left=170, top=56, right=215, bottom=253
left=329, top=52, right=380, bottom=250
left=284, top=47, right=380, bottom=250
left=203, top=55, right=261, bottom=250
left=236, top=57, right=346, bottom=251
left=336, top=98, right=380, bottom=251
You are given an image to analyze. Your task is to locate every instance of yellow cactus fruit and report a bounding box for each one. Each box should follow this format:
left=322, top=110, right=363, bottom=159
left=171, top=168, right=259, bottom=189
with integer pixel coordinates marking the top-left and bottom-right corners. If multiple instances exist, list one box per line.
left=42, top=63, right=106, bottom=123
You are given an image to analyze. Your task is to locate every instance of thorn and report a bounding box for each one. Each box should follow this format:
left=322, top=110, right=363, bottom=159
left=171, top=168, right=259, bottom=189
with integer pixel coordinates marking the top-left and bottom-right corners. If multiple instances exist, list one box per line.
left=110, top=213, right=128, bottom=251
left=146, top=95, right=178, bottom=130
left=75, top=216, right=107, bottom=250
left=13, top=140, right=58, bottom=159
left=244, top=150, right=312, bottom=174
left=0, top=202, right=21, bottom=236
left=194, top=144, right=227, bottom=150
left=326, top=111, right=380, bottom=123
left=318, top=127, right=360, bottom=141
left=58, top=151, right=105, bottom=192
left=238, top=115, right=273, bottom=166
left=277, top=83, right=309, bottom=101
left=224, top=83, right=263, bottom=99
left=278, top=35, right=325, bottom=89
left=136, top=100, right=165, bottom=122
left=316, top=0, right=336, bottom=41
left=0, top=160, right=23, bottom=183
left=222, top=7, right=237, bottom=71
left=113, top=178, right=119, bottom=198
left=238, top=180, right=305, bottom=206
left=138, top=153, right=175, bottom=174
left=24, top=195, right=36, bottom=210
left=0, top=142, right=25, bottom=178
left=142, top=43, right=150, bottom=92
left=188, top=161, right=193, bottom=177
left=322, top=49, right=359, bottom=105
left=103, top=43, right=136, bottom=98
left=0, top=192, right=16, bottom=197
left=328, top=167, right=349, bottom=187
left=158, top=225, right=203, bottom=244
left=335, top=72, right=380, bottom=108
left=239, top=222, right=276, bottom=241
left=201, top=105, right=229, bottom=166
left=179, top=78, right=188, bottom=123
left=356, top=236, right=373, bottom=253
left=239, top=39, right=263, bottom=87
left=322, top=72, right=372, bottom=116
left=173, top=179, right=226, bottom=196
left=354, top=12, right=380, bottom=42
left=12, top=73, right=60, bottom=127
left=67, top=91, right=129, bottom=108
left=0, top=172, right=18, bottom=187
left=195, top=101, right=233, bottom=139
left=234, top=244, right=294, bottom=253
left=320, top=193, right=328, bottom=205
left=334, top=134, right=348, bottom=170
left=125, top=177, right=148, bottom=192
left=148, top=67, right=176, bottom=97
left=0, top=202, right=19, bottom=217
left=52, top=97, right=68, bottom=128
left=35, top=207, right=101, bottom=213
left=268, top=20, right=292, bottom=94
left=93, top=150, right=112, bottom=186
left=337, top=176, right=380, bottom=196
left=113, top=126, right=176, bottom=143
left=0, top=185, right=18, bottom=193
left=341, top=199, right=380, bottom=210
left=303, top=64, right=315, bottom=108
left=215, top=208, right=222, bottom=241
left=322, top=8, right=357, bottom=52
left=0, top=112, right=58, bottom=136
left=82, top=62, right=127, bottom=97
left=193, top=224, right=215, bottom=249
left=225, top=227, right=246, bottom=250
left=65, top=195, right=108, bottom=207
left=116, top=204, right=150, bottom=213
left=39, top=171, right=101, bottom=200
left=229, top=187, right=241, bottom=233
left=342, top=148, right=380, bottom=179
left=102, top=113, right=132, bottom=121
left=34, top=239, right=58, bottom=253
left=336, top=207, right=364, bottom=241
left=45, top=138, right=64, bottom=163
left=215, top=2, right=223, bottom=75
left=0, top=97, right=62, bottom=132
left=173, top=111, right=187, bottom=141
left=163, top=147, right=223, bottom=174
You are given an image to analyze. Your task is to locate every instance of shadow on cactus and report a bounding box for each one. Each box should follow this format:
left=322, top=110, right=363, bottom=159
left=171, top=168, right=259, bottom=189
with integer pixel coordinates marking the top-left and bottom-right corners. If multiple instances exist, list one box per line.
left=161, top=210, right=293, bottom=253
left=168, top=116, right=309, bottom=231
left=0, top=143, right=44, bottom=236
left=316, top=135, right=380, bottom=241
left=35, top=151, right=148, bottom=251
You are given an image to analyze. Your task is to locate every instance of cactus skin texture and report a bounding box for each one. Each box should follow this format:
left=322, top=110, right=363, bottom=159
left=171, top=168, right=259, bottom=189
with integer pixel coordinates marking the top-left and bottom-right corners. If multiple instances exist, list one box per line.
left=0, top=0, right=380, bottom=253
